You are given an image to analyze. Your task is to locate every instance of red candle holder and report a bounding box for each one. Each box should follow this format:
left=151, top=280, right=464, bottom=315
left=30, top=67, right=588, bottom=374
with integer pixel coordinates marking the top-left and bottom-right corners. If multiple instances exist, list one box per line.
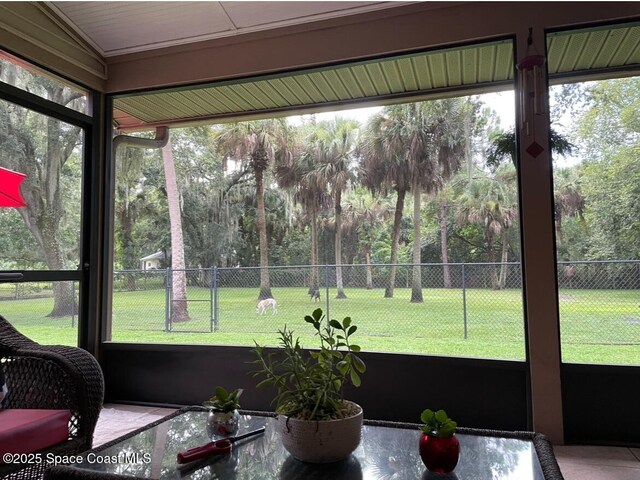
left=419, top=433, right=460, bottom=474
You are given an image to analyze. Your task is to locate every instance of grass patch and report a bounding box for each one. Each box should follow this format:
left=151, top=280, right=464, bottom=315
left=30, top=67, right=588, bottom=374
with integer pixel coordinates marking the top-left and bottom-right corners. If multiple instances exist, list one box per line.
left=2, top=287, right=638, bottom=365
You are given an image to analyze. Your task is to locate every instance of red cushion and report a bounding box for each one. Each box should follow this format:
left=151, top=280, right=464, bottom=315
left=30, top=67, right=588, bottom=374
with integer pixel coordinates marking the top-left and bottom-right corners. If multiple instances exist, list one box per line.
left=0, top=409, right=70, bottom=461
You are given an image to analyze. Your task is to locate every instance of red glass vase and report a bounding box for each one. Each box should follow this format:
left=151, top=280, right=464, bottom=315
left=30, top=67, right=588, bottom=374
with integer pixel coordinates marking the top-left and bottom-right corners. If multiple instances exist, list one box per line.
left=419, top=433, right=460, bottom=474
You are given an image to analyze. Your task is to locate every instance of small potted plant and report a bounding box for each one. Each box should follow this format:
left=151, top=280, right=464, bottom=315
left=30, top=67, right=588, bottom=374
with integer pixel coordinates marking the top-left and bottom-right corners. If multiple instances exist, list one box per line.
left=203, top=386, right=243, bottom=439
left=251, top=308, right=366, bottom=463
left=419, top=409, right=459, bottom=474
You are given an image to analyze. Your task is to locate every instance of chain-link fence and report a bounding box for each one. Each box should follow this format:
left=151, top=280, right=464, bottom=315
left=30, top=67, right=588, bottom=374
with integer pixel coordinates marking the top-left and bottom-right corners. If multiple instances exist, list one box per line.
left=107, top=261, right=639, bottom=353
left=214, top=263, right=526, bottom=344
left=110, top=269, right=169, bottom=333
left=556, top=260, right=640, bottom=346
left=557, top=260, right=640, bottom=289
left=3, top=261, right=635, bottom=357
left=0, top=280, right=80, bottom=346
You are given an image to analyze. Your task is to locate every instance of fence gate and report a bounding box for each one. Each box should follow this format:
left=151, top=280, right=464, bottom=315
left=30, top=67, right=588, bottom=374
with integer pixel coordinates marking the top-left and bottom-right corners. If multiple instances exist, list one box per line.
left=166, top=268, right=216, bottom=333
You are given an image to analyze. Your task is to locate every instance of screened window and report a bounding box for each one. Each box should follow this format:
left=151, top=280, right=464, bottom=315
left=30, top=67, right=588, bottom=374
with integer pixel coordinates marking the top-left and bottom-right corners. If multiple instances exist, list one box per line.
left=0, top=51, right=90, bottom=347
left=550, top=78, right=640, bottom=366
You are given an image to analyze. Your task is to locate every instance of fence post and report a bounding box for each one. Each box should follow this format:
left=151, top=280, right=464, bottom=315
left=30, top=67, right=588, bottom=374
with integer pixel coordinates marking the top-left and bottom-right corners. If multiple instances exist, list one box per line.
left=212, top=267, right=219, bottom=332
left=324, top=264, right=330, bottom=323
left=71, top=281, right=76, bottom=328
left=164, top=268, right=171, bottom=332
left=462, top=263, right=468, bottom=340
left=209, top=267, right=214, bottom=332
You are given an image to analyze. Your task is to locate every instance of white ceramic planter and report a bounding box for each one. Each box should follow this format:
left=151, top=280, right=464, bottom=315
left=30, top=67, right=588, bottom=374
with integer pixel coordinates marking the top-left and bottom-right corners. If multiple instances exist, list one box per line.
left=278, top=401, right=363, bottom=463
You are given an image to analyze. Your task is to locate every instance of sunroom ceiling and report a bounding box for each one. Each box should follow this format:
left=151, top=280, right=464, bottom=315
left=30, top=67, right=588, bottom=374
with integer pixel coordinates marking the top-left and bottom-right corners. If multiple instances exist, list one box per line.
left=113, top=39, right=514, bottom=131
left=50, top=1, right=409, bottom=57
left=547, top=22, right=640, bottom=79
left=113, top=22, right=640, bottom=131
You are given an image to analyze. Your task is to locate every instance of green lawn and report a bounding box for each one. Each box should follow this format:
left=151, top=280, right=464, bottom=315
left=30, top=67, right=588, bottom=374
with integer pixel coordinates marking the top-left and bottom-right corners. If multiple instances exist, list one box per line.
left=1, top=287, right=638, bottom=365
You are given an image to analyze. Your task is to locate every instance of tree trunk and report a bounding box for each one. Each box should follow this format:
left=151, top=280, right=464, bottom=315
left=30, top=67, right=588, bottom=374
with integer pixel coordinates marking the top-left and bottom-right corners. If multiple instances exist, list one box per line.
left=498, top=228, right=510, bottom=289
left=364, top=247, right=373, bottom=289
left=309, top=204, right=320, bottom=292
left=17, top=116, right=78, bottom=317
left=555, top=214, right=563, bottom=246
left=162, top=140, right=189, bottom=322
left=46, top=116, right=77, bottom=317
left=120, top=201, right=137, bottom=291
left=410, top=185, right=423, bottom=303
left=41, top=209, right=76, bottom=317
left=255, top=166, right=273, bottom=299
left=486, top=231, right=499, bottom=290
left=335, top=190, right=347, bottom=299
left=385, top=188, right=406, bottom=298
left=440, top=201, right=452, bottom=288
left=49, top=282, right=76, bottom=317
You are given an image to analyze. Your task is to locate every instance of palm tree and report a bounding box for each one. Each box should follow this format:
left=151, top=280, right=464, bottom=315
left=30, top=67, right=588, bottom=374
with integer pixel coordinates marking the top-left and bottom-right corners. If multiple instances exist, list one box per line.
left=428, top=99, right=476, bottom=290
left=161, top=137, right=190, bottom=321
left=275, top=126, right=330, bottom=293
left=306, top=118, right=359, bottom=299
left=486, top=126, right=580, bottom=263
left=553, top=167, right=585, bottom=248
left=359, top=100, right=467, bottom=302
left=341, top=189, right=392, bottom=289
left=455, top=167, right=518, bottom=289
left=435, top=186, right=454, bottom=288
left=486, top=128, right=574, bottom=170
left=359, top=106, right=416, bottom=299
left=216, top=119, right=290, bottom=300
left=495, top=168, right=519, bottom=288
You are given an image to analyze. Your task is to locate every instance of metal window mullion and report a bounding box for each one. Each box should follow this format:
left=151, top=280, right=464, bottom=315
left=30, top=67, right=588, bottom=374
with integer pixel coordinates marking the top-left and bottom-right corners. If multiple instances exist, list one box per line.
left=77, top=89, right=102, bottom=354
left=8, top=271, right=82, bottom=282
left=0, top=80, right=92, bottom=127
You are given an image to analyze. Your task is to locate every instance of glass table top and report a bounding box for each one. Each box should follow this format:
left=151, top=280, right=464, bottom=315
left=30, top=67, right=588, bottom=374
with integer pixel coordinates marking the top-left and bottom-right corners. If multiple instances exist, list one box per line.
left=71, top=411, right=545, bottom=479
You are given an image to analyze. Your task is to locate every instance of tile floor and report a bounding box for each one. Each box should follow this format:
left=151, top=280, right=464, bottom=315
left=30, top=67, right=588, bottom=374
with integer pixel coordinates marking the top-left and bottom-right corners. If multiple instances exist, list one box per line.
left=554, top=445, right=640, bottom=480
left=93, top=403, right=177, bottom=447
left=95, top=404, right=640, bottom=479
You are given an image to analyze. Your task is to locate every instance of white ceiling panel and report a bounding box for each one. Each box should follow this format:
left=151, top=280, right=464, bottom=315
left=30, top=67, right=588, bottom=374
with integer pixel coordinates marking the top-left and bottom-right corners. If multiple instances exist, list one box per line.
left=221, top=1, right=384, bottom=28
left=49, top=1, right=412, bottom=57
left=51, top=2, right=234, bottom=56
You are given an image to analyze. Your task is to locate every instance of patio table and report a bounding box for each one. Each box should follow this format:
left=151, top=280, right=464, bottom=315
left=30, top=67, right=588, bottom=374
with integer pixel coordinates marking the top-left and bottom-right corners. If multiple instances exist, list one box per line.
left=44, top=407, right=563, bottom=479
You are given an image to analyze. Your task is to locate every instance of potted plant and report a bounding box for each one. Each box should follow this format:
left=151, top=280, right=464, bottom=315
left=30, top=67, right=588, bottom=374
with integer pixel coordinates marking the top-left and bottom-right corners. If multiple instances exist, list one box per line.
left=419, top=409, right=459, bottom=474
left=251, top=308, right=366, bottom=463
left=203, top=386, right=243, bottom=439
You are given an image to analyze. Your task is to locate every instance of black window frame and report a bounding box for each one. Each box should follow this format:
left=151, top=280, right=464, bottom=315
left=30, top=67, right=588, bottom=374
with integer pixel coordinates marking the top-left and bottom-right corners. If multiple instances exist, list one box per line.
left=0, top=49, right=102, bottom=353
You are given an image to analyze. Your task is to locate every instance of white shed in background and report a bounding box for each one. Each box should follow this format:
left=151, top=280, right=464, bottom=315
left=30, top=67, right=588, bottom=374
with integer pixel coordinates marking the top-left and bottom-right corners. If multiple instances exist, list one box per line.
left=140, top=251, right=164, bottom=270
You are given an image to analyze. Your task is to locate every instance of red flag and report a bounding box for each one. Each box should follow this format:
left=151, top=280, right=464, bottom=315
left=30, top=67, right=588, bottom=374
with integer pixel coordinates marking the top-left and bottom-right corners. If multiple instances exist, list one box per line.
left=0, top=166, right=27, bottom=208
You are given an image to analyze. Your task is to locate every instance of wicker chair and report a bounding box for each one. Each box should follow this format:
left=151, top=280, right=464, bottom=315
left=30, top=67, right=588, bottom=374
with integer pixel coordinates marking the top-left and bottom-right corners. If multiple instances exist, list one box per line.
left=0, top=314, right=104, bottom=480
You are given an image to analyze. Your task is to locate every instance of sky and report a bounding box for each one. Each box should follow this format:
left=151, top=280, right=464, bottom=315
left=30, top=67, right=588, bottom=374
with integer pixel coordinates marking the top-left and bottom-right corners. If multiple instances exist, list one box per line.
left=292, top=90, right=517, bottom=129
left=291, top=90, right=587, bottom=167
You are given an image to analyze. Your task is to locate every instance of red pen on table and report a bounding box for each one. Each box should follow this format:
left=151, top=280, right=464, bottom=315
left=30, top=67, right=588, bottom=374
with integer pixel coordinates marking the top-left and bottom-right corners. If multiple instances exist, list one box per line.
left=176, top=427, right=266, bottom=464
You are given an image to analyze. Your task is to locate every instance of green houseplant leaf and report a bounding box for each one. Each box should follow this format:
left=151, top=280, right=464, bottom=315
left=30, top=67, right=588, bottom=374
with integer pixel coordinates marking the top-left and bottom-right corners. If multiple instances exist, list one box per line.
left=420, top=408, right=457, bottom=437
left=250, top=309, right=366, bottom=421
left=203, top=386, right=243, bottom=412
